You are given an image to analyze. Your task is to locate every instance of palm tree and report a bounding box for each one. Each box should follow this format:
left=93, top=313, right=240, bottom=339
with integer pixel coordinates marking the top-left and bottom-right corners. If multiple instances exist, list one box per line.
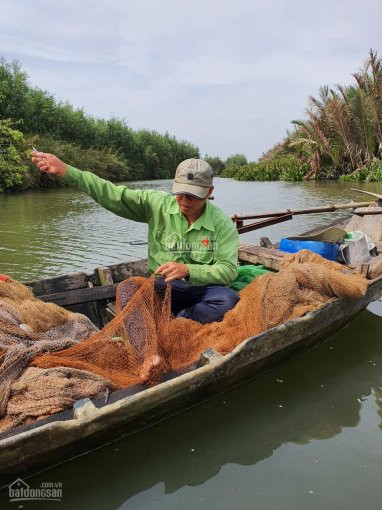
left=353, top=49, right=382, bottom=154
left=286, top=50, right=382, bottom=178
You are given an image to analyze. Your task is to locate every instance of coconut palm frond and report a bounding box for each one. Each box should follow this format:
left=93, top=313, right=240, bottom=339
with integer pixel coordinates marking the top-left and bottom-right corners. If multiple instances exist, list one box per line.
left=263, top=50, right=382, bottom=178
left=336, top=84, right=349, bottom=104
left=349, top=87, right=374, bottom=160
left=288, top=137, right=318, bottom=148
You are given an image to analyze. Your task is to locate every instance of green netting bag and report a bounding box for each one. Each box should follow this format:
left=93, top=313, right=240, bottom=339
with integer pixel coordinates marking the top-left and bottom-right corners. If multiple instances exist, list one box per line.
left=230, top=264, right=272, bottom=291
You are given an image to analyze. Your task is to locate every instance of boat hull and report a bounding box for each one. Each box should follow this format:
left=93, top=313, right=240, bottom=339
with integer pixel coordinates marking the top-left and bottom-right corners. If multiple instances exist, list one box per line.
left=1, top=274, right=381, bottom=486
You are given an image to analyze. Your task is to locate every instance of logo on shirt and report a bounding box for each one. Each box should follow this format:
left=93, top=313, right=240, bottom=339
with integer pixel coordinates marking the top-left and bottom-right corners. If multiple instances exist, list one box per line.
left=155, top=229, right=216, bottom=253
left=170, top=237, right=215, bottom=253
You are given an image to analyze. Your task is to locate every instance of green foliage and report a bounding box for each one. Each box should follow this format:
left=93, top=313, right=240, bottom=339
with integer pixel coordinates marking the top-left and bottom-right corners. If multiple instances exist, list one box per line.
left=222, top=155, right=307, bottom=182
left=339, top=168, right=369, bottom=182
left=0, top=119, right=29, bottom=192
left=204, top=155, right=225, bottom=175
left=225, top=153, right=248, bottom=167
left=340, top=158, right=382, bottom=181
left=0, top=56, right=199, bottom=190
left=26, top=134, right=131, bottom=189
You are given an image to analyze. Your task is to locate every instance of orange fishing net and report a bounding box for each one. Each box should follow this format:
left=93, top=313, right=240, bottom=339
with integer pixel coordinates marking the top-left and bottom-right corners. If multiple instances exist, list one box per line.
left=0, top=251, right=369, bottom=432
left=31, top=250, right=368, bottom=385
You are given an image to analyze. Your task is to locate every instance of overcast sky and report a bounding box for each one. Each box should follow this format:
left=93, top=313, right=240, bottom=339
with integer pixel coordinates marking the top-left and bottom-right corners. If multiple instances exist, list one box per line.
left=1, top=0, right=381, bottom=160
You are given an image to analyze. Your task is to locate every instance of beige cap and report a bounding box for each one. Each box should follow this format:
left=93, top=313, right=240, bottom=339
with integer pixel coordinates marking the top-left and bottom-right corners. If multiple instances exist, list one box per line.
left=172, top=158, right=213, bottom=199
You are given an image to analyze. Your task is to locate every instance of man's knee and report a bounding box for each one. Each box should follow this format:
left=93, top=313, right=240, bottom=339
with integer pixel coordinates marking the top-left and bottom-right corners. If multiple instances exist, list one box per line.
left=222, top=288, right=240, bottom=308
left=187, top=286, right=239, bottom=323
left=209, top=287, right=239, bottom=310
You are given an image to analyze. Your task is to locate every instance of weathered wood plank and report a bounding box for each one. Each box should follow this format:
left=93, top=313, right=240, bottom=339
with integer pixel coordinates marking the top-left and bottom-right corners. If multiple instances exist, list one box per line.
left=107, top=301, right=116, bottom=315
left=353, top=206, right=382, bottom=215
left=26, top=272, right=88, bottom=296
left=96, top=260, right=149, bottom=284
left=65, top=302, right=100, bottom=325
left=238, top=245, right=286, bottom=270
left=97, top=266, right=114, bottom=286
left=197, top=348, right=224, bottom=367
left=39, top=284, right=118, bottom=307
left=26, top=261, right=149, bottom=296
left=105, top=301, right=117, bottom=321
left=239, top=244, right=382, bottom=279
left=367, top=253, right=382, bottom=279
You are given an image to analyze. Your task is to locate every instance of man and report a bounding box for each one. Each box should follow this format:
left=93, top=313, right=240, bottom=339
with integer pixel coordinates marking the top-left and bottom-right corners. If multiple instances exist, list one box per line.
left=31, top=152, right=240, bottom=324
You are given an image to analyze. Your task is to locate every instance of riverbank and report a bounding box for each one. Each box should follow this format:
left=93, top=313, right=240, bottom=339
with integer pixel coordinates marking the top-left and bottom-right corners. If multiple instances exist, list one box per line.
left=0, top=128, right=198, bottom=193
left=4, top=153, right=382, bottom=196
left=221, top=155, right=382, bottom=183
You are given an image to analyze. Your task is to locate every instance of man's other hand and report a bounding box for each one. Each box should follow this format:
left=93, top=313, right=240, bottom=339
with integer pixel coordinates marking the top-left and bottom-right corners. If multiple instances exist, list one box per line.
left=155, top=262, right=190, bottom=283
left=31, top=151, right=68, bottom=177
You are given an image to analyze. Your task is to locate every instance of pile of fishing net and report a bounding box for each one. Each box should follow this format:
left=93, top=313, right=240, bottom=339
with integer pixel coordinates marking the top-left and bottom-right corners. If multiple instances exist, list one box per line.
left=0, top=250, right=368, bottom=432
left=0, top=276, right=102, bottom=431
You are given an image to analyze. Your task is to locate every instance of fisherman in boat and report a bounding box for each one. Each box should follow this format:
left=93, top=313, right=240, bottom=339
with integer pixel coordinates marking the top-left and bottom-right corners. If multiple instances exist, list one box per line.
left=31, top=152, right=240, bottom=324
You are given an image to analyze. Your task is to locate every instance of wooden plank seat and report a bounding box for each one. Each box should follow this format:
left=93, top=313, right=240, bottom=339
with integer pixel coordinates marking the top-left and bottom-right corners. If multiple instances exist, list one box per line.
left=38, top=284, right=118, bottom=306
left=238, top=245, right=286, bottom=270
left=24, top=260, right=149, bottom=326
left=27, top=272, right=89, bottom=296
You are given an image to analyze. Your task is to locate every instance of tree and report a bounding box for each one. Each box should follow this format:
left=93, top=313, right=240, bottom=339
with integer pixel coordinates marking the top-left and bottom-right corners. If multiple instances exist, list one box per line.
left=0, top=56, right=201, bottom=184
left=225, top=153, right=248, bottom=167
left=0, top=118, right=29, bottom=192
left=204, top=155, right=225, bottom=175
left=283, top=50, right=382, bottom=178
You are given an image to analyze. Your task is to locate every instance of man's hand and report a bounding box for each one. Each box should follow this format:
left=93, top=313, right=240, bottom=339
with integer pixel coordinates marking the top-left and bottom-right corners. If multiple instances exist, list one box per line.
left=139, top=354, right=167, bottom=384
left=155, top=261, right=189, bottom=283
left=31, top=151, right=68, bottom=177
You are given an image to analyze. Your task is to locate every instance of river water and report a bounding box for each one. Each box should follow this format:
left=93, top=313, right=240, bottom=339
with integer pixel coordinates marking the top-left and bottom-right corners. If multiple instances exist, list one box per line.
left=1, top=178, right=382, bottom=509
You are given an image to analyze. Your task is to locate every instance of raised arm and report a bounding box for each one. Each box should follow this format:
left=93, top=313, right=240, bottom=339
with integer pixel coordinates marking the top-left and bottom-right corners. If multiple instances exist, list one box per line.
left=31, top=151, right=153, bottom=223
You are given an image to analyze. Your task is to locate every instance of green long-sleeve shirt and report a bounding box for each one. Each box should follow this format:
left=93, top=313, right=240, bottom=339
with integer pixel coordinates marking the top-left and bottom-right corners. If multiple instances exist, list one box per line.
left=64, top=166, right=239, bottom=286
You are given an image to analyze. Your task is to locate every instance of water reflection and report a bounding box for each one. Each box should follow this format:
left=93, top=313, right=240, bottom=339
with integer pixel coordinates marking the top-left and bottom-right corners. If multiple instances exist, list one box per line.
left=10, top=307, right=381, bottom=509
left=376, top=388, right=382, bottom=432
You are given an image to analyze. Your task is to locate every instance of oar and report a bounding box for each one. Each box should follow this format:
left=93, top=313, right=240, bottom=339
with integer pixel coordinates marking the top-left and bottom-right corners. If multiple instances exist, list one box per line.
left=351, top=188, right=382, bottom=200
left=232, top=200, right=375, bottom=235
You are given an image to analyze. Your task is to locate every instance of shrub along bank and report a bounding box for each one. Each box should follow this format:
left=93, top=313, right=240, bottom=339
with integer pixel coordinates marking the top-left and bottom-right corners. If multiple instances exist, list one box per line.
left=339, top=158, right=382, bottom=182
left=0, top=57, right=199, bottom=192
left=222, top=155, right=308, bottom=181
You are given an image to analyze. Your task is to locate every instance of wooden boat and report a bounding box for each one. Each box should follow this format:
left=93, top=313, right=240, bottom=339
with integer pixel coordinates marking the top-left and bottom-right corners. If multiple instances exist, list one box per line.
left=1, top=214, right=382, bottom=486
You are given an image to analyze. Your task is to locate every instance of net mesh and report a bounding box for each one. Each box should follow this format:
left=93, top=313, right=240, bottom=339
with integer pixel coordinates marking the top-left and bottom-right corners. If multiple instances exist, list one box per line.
left=0, top=250, right=368, bottom=432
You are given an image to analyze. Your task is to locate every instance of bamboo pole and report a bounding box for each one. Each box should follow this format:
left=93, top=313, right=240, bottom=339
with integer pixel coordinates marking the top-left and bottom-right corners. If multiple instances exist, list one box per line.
left=231, top=201, right=374, bottom=222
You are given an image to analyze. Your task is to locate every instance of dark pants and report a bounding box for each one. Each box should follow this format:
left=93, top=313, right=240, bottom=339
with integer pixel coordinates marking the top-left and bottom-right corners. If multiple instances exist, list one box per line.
left=154, top=278, right=239, bottom=324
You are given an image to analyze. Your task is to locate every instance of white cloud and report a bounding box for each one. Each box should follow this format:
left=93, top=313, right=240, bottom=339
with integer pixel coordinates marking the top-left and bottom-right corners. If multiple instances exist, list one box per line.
left=1, top=0, right=381, bottom=159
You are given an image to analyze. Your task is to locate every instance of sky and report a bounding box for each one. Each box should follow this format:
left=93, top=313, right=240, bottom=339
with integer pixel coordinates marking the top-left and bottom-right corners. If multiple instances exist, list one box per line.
left=1, top=0, right=381, bottom=160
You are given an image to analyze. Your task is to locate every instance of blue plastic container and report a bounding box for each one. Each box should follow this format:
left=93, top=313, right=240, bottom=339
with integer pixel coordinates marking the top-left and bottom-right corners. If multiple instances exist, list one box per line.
left=279, top=239, right=339, bottom=261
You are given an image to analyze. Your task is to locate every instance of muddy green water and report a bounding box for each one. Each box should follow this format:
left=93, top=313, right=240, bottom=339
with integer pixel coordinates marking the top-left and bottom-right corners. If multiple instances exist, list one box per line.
left=1, top=178, right=382, bottom=509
